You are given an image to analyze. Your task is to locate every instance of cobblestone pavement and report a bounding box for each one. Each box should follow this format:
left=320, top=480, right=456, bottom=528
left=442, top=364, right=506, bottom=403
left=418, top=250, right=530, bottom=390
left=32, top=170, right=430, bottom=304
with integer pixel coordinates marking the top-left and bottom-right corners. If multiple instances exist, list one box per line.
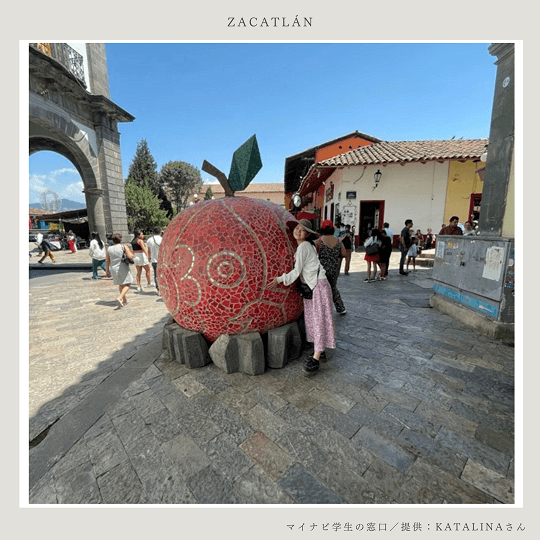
left=28, top=245, right=515, bottom=504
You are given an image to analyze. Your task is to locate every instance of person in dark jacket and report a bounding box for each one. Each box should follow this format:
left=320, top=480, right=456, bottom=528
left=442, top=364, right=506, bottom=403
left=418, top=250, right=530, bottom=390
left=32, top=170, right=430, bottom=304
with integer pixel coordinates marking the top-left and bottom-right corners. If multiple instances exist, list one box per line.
left=37, top=238, right=55, bottom=263
left=378, top=229, right=392, bottom=280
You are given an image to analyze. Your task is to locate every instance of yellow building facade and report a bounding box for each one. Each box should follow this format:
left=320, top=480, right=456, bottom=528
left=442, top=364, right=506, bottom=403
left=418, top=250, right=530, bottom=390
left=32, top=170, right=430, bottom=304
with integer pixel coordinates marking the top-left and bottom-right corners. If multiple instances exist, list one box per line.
left=444, top=160, right=484, bottom=225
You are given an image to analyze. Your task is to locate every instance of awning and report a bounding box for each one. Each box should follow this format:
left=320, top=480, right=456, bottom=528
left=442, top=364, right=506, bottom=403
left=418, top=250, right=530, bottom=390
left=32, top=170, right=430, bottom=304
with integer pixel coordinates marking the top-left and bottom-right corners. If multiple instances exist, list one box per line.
left=62, top=217, right=88, bottom=224
left=298, top=166, right=336, bottom=197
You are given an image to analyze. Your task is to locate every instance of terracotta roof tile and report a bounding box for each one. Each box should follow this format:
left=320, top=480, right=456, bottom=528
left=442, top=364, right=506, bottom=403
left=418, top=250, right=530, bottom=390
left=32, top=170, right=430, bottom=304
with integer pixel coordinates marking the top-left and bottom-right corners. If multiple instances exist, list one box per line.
left=298, top=138, right=488, bottom=196
left=317, top=138, right=488, bottom=167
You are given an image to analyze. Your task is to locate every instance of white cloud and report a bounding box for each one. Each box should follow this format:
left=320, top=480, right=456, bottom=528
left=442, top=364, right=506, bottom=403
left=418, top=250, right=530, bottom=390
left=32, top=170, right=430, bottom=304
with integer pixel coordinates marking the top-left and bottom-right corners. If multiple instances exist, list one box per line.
left=54, top=167, right=78, bottom=177
left=29, top=168, right=84, bottom=203
left=29, top=173, right=48, bottom=195
left=62, top=181, right=85, bottom=201
left=203, top=176, right=220, bottom=185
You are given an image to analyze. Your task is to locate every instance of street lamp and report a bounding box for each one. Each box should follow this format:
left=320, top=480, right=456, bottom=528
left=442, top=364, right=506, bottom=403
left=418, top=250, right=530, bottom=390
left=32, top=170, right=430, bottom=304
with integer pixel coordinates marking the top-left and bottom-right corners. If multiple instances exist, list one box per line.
left=374, top=170, right=382, bottom=184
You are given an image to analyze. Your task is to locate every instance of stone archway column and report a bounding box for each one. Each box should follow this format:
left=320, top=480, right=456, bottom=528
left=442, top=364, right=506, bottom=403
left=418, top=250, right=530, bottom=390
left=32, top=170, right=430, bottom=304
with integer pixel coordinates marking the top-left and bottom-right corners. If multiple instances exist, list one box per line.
left=84, top=187, right=107, bottom=239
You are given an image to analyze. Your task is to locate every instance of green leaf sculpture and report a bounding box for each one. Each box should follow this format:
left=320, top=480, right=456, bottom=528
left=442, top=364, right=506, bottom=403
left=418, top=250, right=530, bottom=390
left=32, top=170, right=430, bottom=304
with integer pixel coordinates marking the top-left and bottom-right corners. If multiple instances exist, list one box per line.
left=227, top=134, right=263, bottom=192
left=202, top=134, right=263, bottom=196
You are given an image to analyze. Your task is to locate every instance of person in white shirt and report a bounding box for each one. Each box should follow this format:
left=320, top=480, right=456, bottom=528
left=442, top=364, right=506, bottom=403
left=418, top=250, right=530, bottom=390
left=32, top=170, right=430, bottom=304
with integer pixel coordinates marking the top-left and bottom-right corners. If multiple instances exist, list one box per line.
left=36, top=232, right=43, bottom=255
left=383, top=222, right=394, bottom=244
left=89, top=231, right=108, bottom=279
left=268, top=219, right=335, bottom=375
left=146, top=226, right=163, bottom=295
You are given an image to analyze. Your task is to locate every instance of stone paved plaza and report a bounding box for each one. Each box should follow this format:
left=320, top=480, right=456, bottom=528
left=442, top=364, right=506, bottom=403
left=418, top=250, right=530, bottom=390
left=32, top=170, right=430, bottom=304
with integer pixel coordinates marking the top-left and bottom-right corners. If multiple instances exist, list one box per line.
left=28, top=245, right=515, bottom=504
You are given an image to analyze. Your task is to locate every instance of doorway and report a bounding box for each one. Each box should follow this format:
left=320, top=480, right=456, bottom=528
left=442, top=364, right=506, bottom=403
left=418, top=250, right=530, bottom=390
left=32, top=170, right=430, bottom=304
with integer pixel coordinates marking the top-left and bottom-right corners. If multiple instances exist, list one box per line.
left=359, top=200, right=385, bottom=243
left=469, top=193, right=482, bottom=224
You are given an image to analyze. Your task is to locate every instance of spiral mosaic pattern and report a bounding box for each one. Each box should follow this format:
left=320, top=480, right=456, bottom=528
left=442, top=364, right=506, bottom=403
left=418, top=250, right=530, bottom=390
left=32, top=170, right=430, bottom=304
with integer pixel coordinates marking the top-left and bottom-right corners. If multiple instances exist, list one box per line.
left=158, top=197, right=303, bottom=342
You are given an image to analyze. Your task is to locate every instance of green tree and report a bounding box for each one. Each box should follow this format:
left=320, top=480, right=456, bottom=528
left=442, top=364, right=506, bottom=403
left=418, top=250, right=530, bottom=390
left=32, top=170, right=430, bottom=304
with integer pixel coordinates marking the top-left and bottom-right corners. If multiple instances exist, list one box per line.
left=204, top=186, right=214, bottom=200
left=160, top=161, right=203, bottom=212
left=127, top=139, right=160, bottom=195
left=124, top=178, right=169, bottom=232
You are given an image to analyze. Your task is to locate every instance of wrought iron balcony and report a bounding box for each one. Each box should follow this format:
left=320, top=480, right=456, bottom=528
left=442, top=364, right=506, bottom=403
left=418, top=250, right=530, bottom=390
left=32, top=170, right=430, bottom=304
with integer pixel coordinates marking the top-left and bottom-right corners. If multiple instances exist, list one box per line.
left=30, top=43, right=85, bottom=83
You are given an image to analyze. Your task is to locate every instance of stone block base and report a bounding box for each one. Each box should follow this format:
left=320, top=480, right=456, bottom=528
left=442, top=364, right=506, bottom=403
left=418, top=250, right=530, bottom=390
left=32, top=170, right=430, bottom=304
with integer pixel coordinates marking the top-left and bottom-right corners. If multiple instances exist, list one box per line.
left=266, top=321, right=302, bottom=369
left=163, top=319, right=211, bottom=368
left=163, top=319, right=305, bottom=375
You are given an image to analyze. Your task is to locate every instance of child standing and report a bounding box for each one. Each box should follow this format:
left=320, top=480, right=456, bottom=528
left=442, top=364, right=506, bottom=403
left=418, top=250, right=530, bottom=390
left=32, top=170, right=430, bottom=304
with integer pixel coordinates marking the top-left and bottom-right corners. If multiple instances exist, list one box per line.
left=406, top=237, right=419, bottom=272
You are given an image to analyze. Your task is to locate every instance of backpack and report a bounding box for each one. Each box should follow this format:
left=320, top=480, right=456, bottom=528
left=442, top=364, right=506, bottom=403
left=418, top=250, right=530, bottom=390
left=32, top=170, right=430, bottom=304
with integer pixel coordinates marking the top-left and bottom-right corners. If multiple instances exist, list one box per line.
left=364, top=237, right=379, bottom=255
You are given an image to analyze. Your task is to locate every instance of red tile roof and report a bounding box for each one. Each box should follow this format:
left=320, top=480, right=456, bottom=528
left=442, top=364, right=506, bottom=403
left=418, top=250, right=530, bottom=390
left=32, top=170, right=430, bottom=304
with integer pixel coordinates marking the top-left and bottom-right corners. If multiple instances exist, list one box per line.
left=317, top=138, right=488, bottom=167
left=299, top=138, right=488, bottom=196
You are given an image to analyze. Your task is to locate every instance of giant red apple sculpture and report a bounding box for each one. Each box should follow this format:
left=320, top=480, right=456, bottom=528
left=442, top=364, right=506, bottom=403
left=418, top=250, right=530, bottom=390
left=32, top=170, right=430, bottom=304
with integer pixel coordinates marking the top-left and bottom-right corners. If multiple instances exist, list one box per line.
left=156, top=135, right=304, bottom=343
left=157, top=197, right=303, bottom=342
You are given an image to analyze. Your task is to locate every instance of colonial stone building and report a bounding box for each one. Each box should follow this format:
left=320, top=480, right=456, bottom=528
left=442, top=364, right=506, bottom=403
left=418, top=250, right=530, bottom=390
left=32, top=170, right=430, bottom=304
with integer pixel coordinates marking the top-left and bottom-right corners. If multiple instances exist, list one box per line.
left=29, top=43, right=134, bottom=240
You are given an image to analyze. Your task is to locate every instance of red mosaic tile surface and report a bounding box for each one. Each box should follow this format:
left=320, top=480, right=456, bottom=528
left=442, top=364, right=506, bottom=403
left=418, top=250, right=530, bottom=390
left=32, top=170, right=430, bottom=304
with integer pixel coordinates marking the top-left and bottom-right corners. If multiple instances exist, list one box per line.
left=157, top=197, right=303, bottom=342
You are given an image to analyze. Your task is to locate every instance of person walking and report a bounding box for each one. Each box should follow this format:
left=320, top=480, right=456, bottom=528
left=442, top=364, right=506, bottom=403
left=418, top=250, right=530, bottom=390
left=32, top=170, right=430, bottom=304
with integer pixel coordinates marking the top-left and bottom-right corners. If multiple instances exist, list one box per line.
left=398, top=219, right=414, bottom=275
left=131, top=230, right=152, bottom=291
left=89, top=231, right=107, bottom=280
left=268, top=218, right=335, bottom=375
left=339, top=224, right=353, bottom=276
left=37, top=237, right=55, bottom=263
left=147, top=226, right=163, bottom=295
left=406, top=237, right=419, bottom=272
left=363, top=229, right=382, bottom=282
left=105, top=233, right=134, bottom=308
left=35, top=231, right=44, bottom=256
left=315, top=220, right=347, bottom=315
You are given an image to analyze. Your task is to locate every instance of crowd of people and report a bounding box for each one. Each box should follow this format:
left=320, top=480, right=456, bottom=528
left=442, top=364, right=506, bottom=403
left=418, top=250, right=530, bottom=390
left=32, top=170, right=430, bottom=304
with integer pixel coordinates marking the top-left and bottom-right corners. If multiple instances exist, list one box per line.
left=31, top=213, right=477, bottom=377
left=33, top=227, right=165, bottom=308
left=103, top=227, right=164, bottom=308
left=357, top=215, right=477, bottom=280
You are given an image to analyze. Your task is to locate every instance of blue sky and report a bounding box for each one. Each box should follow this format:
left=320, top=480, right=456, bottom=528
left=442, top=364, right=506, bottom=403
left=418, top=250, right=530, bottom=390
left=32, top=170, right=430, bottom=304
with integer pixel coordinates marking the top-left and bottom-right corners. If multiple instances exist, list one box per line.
left=29, top=42, right=497, bottom=205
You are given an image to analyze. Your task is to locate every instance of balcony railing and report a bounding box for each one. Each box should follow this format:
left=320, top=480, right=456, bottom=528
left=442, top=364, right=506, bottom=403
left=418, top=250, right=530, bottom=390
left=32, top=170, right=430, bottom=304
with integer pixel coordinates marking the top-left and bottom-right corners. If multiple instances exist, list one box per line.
left=30, top=43, right=85, bottom=83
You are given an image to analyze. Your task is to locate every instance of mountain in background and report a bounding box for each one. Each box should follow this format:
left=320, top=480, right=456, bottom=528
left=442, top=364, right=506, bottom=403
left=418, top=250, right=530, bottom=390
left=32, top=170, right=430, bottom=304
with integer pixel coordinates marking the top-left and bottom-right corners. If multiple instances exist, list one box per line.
left=29, top=198, right=86, bottom=211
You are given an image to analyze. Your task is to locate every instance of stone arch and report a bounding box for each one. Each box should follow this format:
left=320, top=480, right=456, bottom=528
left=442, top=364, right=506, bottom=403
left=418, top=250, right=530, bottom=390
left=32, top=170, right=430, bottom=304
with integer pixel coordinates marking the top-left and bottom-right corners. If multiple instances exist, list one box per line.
left=29, top=43, right=134, bottom=240
left=30, top=106, right=107, bottom=240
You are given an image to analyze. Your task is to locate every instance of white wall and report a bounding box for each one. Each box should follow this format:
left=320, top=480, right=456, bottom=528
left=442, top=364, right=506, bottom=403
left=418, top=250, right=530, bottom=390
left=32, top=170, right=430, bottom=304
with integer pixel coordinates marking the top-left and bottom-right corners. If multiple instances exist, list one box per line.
left=324, top=162, right=449, bottom=234
left=67, top=43, right=91, bottom=92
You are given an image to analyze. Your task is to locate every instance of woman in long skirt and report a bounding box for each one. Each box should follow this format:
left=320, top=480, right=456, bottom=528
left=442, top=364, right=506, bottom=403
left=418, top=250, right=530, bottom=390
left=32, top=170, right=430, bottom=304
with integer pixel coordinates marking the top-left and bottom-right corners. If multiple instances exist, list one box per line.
left=268, top=219, right=335, bottom=374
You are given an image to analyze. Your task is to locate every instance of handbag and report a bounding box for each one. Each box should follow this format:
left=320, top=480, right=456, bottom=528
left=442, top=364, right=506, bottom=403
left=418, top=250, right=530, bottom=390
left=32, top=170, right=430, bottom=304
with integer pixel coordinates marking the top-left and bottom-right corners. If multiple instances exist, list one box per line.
left=121, top=245, right=134, bottom=265
left=296, top=280, right=313, bottom=299
left=365, top=237, right=379, bottom=255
